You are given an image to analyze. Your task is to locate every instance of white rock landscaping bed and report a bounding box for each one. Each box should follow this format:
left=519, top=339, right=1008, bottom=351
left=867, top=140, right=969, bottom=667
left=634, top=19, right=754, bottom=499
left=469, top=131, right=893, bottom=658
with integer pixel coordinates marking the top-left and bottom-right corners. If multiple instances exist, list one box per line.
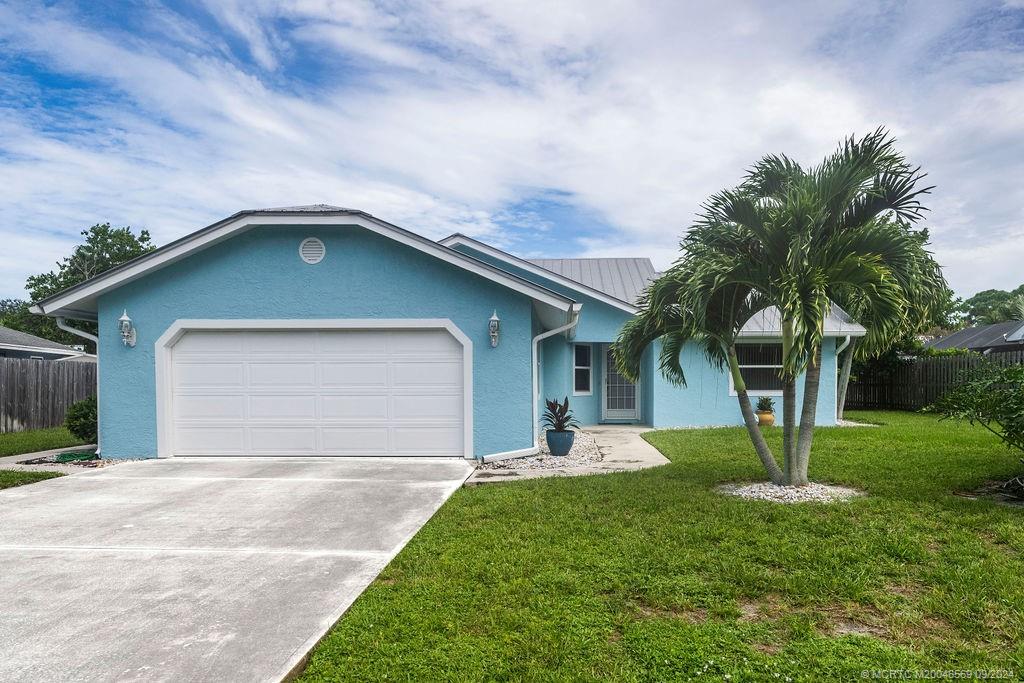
left=479, top=430, right=603, bottom=470
left=718, top=481, right=863, bottom=504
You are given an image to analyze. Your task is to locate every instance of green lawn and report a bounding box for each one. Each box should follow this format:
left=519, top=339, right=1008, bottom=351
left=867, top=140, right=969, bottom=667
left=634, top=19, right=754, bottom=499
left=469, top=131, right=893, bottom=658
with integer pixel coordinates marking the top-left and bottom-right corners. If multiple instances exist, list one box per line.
left=0, top=470, right=63, bottom=490
left=300, top=411, right=1024, bottom=681
left=0, top=427, right=87, bottom=458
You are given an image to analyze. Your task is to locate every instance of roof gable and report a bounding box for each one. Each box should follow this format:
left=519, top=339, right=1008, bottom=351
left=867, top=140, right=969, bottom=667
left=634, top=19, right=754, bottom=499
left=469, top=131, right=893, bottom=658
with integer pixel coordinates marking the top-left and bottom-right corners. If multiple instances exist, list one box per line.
left=438, top=234, right=641, bottom=313
left=526, top=258, right=657, bottom=305
left=30, top=207, right=576, bottom=323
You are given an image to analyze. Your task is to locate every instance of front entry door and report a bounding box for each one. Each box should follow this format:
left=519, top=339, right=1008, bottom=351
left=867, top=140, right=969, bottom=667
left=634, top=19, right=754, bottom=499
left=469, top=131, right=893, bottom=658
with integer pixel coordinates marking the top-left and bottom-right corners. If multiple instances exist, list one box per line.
left=603, top=346, right=638, bottom=420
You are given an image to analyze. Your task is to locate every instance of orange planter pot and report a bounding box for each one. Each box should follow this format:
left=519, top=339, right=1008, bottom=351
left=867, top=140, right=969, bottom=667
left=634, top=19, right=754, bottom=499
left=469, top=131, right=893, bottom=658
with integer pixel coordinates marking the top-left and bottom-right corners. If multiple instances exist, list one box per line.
left=756, top=411, right=776, bottom=427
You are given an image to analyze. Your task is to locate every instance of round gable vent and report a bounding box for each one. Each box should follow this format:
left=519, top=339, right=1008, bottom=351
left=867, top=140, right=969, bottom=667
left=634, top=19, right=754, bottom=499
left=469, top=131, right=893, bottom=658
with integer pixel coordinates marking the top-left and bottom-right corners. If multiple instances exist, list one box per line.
left=299, top=237, right=325, bottom=264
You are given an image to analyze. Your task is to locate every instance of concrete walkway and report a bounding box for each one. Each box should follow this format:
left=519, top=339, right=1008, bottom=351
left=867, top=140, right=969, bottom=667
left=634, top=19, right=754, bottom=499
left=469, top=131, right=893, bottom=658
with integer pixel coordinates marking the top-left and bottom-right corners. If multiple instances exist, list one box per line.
left=466, top=425, right=669, bottom=485
left=0, top=456, right=473, bottom=682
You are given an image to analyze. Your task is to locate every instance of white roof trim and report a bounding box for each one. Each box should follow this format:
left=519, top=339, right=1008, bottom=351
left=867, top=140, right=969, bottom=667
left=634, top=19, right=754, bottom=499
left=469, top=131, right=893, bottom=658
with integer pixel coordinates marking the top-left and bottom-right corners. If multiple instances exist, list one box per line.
left=736, top=327, right=867, bottom=338
left=31, top=214, right=576, bottom=317
left=438, top=234, right=639, bottom=314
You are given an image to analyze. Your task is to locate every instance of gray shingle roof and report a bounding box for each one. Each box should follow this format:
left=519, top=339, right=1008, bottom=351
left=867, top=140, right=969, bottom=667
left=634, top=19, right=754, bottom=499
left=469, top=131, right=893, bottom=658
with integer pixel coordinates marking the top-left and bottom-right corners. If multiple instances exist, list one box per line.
left=925, top=321, right=1024, bottom=351
left=526, top=258, right=658, bottom=305
left=0, top=325, right=79, bottom=352
left=738, top=305, right=866, bottom=337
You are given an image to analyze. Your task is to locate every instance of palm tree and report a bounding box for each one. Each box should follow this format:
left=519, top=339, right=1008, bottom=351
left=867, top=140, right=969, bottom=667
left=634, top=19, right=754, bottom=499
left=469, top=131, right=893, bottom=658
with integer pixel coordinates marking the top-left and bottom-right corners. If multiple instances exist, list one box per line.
left=615, top=129, right=948, bottom=486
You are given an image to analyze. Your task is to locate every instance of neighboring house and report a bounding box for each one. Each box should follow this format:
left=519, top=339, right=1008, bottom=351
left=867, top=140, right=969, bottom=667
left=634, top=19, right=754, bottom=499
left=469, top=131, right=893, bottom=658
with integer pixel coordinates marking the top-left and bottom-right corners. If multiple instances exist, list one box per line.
left=0, top=325, right=91, bottom=361
left=925, top=321, right=1024, bottom=354
left=30, top=205, right=865, bottom=460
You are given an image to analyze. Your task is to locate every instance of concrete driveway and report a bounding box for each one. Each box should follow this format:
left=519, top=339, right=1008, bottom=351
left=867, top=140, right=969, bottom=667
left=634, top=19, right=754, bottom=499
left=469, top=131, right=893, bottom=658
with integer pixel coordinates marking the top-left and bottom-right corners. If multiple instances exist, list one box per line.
left=0, top=457, right=473, bottom=682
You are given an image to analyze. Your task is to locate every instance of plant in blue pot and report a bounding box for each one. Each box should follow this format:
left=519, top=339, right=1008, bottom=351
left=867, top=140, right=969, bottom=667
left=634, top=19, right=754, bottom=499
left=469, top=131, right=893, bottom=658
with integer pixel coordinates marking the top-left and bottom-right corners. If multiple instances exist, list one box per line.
left=542, top=396, right=580, bottom=456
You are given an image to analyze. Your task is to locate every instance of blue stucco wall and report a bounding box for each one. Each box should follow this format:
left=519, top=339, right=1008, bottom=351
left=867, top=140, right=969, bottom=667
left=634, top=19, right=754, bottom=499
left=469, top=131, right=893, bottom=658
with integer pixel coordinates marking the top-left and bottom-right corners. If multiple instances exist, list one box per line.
left=649, top=337, right=839, bottom=428
left=96, top=225, right=537, bottom=459
left=450, top=242, right=841, bottom=429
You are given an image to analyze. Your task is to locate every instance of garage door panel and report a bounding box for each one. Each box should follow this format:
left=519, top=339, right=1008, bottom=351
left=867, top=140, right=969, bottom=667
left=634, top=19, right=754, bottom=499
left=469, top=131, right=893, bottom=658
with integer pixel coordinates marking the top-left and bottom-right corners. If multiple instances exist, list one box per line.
left=249, top=363, right=317, bottom=386
left=175, top=427, right=245, bottom=453
left=392, top=427, right=462, bottom=453
left=392, top=395, right=462, bottom=420
left=174, top=331, right=243, bottom=354
left=249, top=395, right=317, bottom=420
left=170, top=327, right=465, bottom=457
left=392, top=361, right=461, bottom=386
left=388, top=331, right=460, bottom=354
left=320, top=362, right=388, bottom=387
left=175, top=362, right=244, bottom=387
left=249, top=428, right=318, bottom=452
left=321, top=428, right=390, bottom=453
left=247, top=330, right=318, bottom=353
left=317, top=330, right=387, bottom=354
left=321, top=395, right=389, bottom=420
left=174, top=395, right=246, bottom=420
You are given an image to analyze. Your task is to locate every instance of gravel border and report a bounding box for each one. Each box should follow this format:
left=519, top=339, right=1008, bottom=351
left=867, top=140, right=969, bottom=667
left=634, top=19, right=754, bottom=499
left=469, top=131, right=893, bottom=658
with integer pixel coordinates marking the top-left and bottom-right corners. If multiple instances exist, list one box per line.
left=718, top=481, right=864, bottom=504
left=478, top=430, right=603, bottom=470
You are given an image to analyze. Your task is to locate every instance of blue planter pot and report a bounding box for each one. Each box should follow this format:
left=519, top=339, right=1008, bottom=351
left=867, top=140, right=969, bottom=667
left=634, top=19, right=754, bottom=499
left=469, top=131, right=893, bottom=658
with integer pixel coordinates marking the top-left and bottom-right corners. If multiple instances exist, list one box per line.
left=545, top=430, right=575, bottom=457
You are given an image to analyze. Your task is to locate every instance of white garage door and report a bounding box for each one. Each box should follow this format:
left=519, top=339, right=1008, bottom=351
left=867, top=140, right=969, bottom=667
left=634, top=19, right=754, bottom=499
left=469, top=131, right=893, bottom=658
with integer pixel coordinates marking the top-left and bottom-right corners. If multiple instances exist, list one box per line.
left=169, top=328, right=465, bottom=456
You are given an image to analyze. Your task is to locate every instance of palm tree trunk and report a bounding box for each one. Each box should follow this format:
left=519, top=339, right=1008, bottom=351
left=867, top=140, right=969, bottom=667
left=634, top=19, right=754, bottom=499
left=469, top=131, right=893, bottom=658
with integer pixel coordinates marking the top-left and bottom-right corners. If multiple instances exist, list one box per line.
left=793, top=345, right=823, bottom=486
left=728, top=345, right=784, bottom=484
left=836, top=338, right=857, bottom=420
left=781, top=319, right=798, bottom=484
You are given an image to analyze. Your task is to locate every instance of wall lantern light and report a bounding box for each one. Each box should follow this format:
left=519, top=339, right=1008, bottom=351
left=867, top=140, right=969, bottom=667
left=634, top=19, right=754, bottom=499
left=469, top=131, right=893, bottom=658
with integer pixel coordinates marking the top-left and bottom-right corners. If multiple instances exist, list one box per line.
left=118, top=309, right=137, bottom=347
left=488, top=310, right=501, bottom=348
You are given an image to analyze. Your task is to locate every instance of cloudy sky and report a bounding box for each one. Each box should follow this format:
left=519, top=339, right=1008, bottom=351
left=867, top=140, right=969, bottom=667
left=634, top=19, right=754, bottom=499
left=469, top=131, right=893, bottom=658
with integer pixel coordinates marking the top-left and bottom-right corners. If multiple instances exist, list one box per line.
left=0, top=0, right=1022, bottom=301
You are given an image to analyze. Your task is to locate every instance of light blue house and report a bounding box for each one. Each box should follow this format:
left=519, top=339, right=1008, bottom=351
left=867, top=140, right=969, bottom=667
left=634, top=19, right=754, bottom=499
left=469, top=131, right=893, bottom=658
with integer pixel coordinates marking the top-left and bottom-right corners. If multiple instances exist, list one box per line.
left=31, top=205, right=865, bottom=461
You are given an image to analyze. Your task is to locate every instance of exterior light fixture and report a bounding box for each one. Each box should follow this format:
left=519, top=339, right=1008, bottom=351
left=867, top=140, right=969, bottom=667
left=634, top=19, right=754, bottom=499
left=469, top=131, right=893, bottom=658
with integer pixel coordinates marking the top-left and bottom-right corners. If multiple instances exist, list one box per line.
left=488, top=310, right=501, bottom=348
left=118, top=309, right=137, bottom=347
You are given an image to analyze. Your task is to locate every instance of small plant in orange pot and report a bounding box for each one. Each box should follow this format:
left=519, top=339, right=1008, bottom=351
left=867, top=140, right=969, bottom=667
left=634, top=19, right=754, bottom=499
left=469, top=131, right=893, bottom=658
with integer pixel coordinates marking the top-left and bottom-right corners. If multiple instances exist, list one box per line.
left=755, top=396, right=776, bottom=427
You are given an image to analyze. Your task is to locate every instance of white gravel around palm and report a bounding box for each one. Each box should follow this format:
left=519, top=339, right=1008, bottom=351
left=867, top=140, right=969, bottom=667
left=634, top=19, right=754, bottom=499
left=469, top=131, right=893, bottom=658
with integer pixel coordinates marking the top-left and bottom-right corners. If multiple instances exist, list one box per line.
left=480, top=430, right=603, bottom=470
left=718, top=481, right=863, bottom=504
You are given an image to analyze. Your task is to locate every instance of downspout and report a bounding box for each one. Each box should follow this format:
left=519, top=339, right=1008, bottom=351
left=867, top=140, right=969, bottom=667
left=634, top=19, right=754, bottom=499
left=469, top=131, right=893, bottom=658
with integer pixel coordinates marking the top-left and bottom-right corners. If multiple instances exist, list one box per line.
left=479, top=304, right=582, bottom=464
left=56, top=317, right=101, bottom=455
left=531, top=303, right=583, bottom=450
left=834, top=335, right=851, bottom=422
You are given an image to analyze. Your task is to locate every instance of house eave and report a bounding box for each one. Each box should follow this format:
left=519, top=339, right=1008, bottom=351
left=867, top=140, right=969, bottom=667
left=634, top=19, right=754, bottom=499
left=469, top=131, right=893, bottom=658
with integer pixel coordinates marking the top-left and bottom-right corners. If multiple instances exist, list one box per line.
left=438, top=234, right=639, bottom=314
left=30, top=210, right=577, bottom=321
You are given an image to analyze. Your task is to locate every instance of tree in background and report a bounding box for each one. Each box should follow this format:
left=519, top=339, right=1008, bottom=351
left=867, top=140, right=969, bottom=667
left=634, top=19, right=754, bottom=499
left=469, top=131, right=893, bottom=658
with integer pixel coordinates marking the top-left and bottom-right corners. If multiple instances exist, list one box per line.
left=616, top=129, right=948, bottom=486
left=0, top=224, right=155, bottom=352
left=959, top=285, right=1024, bottom=325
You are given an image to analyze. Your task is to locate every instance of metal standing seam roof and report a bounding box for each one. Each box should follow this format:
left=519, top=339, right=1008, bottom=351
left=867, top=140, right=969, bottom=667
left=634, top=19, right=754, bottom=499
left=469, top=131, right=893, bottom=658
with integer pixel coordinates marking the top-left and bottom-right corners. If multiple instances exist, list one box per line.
left=925, top=320, right=1024, bottom=351
left=0, top=325, right=81, bottom=352
left=738, top=305, right=866, bottom=337
left=522, top=256, right=862, bottom=337
left=526, top=258, right=658, bottom=305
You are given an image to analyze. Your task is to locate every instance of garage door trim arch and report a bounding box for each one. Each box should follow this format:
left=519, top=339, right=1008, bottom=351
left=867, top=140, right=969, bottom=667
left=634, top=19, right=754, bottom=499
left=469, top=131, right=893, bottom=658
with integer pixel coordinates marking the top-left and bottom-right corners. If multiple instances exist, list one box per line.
left=155, top=319, right=474, bottom=459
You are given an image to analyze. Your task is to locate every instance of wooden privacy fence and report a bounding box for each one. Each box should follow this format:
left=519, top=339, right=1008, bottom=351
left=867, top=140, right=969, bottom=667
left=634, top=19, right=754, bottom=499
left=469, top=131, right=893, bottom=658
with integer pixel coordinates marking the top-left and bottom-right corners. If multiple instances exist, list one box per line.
left=845, top=349, right=1024, bottom=411
left=0, top=358, right=97, bottom=433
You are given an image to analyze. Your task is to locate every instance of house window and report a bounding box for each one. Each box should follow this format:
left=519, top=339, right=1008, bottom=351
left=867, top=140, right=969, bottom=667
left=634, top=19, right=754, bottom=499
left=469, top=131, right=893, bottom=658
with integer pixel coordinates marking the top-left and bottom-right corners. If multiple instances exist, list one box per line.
left=733, top=343, right=784, bottom=395
left=573, top=344, right=592, bottom=395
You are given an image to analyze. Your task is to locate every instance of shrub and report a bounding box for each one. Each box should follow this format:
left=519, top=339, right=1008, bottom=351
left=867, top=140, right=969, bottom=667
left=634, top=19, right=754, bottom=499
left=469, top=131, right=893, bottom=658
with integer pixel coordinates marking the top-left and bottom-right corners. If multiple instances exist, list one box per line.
left=931, top=363, right=1024, bottom=455
left=65, top=395, right=97, bottom=443
left=541, top=396, right=580, bottom=432
left=756, top=396, right=776, bottom=413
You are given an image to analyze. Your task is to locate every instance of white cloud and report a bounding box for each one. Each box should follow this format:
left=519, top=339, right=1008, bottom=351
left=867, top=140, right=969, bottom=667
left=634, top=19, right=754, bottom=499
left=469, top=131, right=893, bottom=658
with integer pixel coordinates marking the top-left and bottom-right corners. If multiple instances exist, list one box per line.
left=0, top=0, right=1021, bottom=300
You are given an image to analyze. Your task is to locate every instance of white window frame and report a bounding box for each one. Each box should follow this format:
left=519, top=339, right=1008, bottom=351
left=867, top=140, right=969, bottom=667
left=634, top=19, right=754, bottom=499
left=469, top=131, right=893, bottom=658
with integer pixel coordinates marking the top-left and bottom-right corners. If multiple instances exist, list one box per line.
left=728, top=340, right=784, bottom=397
left=572, top=343, right=592, bottom=396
